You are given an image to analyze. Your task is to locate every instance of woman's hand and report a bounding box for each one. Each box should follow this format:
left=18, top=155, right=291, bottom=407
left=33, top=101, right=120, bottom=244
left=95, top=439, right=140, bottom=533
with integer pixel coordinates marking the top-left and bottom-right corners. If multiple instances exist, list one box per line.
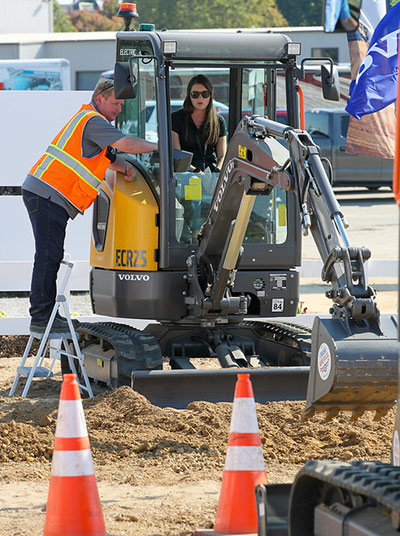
left=190, top=166, right=204, bottom=174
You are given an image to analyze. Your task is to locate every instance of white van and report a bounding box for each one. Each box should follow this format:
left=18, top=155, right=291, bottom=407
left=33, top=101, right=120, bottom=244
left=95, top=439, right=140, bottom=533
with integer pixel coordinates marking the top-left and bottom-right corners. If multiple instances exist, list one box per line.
left=0, top=58, right=71, bottom=91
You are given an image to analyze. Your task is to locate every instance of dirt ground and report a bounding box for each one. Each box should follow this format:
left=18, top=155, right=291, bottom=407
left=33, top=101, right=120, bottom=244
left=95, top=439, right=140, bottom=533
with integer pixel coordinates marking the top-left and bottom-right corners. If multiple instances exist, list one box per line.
left=0, top=279, right=397, bottom=536
left=0, top=326, right=396, bottom=536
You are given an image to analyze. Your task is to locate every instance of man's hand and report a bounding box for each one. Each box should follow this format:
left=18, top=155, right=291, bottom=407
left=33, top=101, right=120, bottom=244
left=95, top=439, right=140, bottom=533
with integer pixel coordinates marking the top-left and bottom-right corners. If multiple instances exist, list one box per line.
left=124, top=165, right=135, bottom=182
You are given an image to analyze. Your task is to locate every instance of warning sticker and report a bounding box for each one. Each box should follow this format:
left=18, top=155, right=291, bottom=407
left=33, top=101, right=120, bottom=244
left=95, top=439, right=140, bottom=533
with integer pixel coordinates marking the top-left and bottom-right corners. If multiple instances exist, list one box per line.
left=317, top=343, right=331, bottom=381
left=269, top=274, right=287, bottom=291
left=185, top=177, right=202, bottom=200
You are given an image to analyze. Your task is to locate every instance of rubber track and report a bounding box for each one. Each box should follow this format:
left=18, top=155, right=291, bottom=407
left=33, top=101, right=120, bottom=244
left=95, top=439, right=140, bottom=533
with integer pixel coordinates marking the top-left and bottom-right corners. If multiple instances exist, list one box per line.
left=295, top=459, right=400, bottom=514
left=243, top=320, right=312, bottom=363
left=77, top=320, right=312, bottom=367
left=77, top=322, right=163, bottom=374
left=75, top=321, right=309, bottom=406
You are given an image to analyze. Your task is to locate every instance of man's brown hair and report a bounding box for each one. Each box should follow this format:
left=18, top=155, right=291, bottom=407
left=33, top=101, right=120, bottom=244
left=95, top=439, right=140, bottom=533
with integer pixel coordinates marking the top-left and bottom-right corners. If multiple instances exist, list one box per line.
left=92, top=78, right=114, bottom=101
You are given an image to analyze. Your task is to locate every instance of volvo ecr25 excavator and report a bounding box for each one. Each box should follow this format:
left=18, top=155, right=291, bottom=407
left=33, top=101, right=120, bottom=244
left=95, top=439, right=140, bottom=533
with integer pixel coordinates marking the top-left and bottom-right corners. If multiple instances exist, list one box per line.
left=74, top=6, right=397, bottom=422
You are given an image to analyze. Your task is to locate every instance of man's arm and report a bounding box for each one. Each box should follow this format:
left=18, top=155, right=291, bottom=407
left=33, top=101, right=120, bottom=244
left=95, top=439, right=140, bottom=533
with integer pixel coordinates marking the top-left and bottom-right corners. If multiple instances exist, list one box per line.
left=111, top=136, right=158, bottom=154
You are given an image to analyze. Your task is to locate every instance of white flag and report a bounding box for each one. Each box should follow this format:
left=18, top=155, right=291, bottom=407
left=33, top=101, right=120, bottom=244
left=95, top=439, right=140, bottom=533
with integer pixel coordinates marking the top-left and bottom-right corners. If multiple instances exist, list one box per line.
left=359, top=0, right=386, bottom=40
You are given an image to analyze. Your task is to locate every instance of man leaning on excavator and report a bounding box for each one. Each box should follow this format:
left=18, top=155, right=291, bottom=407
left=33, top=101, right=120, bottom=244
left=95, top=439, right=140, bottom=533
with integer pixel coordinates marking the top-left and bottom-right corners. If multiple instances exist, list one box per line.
left=22, top=77, right=158, bottom=334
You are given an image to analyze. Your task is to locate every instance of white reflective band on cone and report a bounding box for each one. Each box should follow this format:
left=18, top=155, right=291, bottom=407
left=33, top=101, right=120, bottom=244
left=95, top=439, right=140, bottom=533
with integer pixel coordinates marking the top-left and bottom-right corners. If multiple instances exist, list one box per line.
left=56, top=400, right=88, bottom=438
left=224, top=446, right=266, bottom=471
left=230, top=398, right=260, bottom=434
left=51, top=449, right=95, bottom=477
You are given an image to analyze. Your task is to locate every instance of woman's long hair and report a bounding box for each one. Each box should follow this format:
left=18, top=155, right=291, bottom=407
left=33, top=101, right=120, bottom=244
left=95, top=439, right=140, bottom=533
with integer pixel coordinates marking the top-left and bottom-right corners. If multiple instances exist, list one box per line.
left=182, top=75, right=219, bottom=146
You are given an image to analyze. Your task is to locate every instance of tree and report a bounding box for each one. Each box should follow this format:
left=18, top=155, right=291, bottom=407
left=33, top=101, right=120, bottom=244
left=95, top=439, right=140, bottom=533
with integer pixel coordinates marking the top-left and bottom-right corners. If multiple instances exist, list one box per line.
left=135, top=0, right=287, bottom=30
left=102, top=0, right=120, bottom=19
left=53, top=0, right=77, bottom=32
left=277, top=0, right=323, bottom=27
left=68, top=10, right=121, bottom=31
left=62, top=0, right=287, bottom=33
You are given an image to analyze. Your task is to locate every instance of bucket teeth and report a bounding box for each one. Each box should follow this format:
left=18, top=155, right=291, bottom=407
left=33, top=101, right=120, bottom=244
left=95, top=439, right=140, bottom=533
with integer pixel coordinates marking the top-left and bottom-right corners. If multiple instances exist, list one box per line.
left=374, top=407, right=390, bottom=421
left=301, top=406, right=315, bottom=421
left=350, top=407, right=364, bottom=422
left=325, top=407, right=340, bottom=422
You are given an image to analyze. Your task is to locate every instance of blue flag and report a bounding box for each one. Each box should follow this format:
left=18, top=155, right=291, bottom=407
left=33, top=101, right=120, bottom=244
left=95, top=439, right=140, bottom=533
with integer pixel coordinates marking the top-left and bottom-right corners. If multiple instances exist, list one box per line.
left=346, top=2, right=400, bottom=120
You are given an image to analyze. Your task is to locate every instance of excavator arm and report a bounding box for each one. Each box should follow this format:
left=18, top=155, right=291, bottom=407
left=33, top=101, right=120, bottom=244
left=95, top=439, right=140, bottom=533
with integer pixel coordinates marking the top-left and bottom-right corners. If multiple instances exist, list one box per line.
left=185, top=116, right=295, bottom=321
left=282, top=120, right=378, bottom=325
left=186, top=114, right=376, bottom=324
left=186, top=115, right=398, bottom=418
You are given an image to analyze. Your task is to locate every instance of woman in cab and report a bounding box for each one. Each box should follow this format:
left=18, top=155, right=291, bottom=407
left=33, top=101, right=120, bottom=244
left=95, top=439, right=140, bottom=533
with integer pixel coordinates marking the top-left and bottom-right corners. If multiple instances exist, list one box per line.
left=172, top=75, right=227, bottom=173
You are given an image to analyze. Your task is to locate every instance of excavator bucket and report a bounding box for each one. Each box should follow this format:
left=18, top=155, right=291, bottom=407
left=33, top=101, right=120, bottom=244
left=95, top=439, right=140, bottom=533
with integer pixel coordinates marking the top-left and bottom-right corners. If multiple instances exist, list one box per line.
left=305, top=315, right=399, bottom=419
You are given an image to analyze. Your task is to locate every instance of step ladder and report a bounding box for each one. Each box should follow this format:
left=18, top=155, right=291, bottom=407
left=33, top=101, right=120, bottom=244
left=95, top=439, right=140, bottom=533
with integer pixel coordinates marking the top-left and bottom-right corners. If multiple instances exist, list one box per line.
left=9, top=260, right=93, bottom=398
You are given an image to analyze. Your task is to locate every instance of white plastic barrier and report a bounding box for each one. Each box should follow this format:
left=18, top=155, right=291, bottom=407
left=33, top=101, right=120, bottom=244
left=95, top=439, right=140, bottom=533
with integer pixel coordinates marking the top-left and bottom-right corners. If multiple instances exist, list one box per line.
left=0, top=196, right=92, bottom=291
left=299, top=258, right=398, bottom=279
left=0, top=90, right=93, bottom=291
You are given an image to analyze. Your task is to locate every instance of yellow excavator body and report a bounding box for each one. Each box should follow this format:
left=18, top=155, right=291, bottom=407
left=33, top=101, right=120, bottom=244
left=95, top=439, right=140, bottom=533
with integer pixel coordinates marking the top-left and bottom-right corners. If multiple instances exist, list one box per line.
left=90, top=171, right=159, bottom=272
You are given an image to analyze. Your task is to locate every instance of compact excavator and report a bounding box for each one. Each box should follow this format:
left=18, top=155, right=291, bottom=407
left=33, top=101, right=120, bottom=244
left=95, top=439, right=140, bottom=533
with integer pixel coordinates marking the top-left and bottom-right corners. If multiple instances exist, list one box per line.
left=74, top=4, right=397, bottom=423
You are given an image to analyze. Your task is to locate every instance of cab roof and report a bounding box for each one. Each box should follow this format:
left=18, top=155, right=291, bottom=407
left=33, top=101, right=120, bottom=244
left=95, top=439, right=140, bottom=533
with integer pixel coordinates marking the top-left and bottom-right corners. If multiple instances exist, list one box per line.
left=117, top=29, right=294, bottom=62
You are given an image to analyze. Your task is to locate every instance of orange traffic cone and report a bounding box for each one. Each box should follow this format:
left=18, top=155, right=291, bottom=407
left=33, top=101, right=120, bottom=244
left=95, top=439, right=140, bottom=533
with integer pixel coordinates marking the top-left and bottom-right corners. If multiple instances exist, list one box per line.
left=43, top=373, right=106, bottom=536
left=195, top=373, right=267, bottom=535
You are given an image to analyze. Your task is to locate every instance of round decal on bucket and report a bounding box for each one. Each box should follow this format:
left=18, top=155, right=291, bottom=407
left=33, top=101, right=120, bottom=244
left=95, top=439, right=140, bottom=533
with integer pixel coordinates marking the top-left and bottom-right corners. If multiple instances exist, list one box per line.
left=317, top=343, right=331, bottom=381
left=393, top=431, right=400, bottom=466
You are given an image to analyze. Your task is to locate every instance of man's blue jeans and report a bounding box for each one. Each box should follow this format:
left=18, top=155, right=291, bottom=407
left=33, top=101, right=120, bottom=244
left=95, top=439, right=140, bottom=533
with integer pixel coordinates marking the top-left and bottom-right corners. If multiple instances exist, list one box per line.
left=22, top=190, right=69, bottom=324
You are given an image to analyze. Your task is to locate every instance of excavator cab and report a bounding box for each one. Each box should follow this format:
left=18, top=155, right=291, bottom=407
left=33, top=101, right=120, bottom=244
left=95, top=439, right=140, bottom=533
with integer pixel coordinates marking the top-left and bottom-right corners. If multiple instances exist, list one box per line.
left=91, top=29, right=302, bottom=323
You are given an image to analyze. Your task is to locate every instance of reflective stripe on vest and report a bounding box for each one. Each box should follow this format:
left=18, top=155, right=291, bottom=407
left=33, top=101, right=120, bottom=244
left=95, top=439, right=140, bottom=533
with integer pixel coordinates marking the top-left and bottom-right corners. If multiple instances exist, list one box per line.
left=35, top=144, right=102, bottom=193
left=29, top=104, right=111, bottom=213
left=32, top=109, right=104, bottom=194
left=57, top=110, right=94, bottom=148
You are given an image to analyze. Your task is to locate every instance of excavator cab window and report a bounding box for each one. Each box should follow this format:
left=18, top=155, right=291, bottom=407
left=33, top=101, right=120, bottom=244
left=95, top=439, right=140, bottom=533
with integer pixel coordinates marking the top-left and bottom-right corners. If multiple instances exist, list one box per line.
left=116, top=54, right=160, bottom=193
left=243, top=67, right=288, bottom=246
left=172, top=64, right=287, bottom=246
left=170, top=66, right=229, bottom=244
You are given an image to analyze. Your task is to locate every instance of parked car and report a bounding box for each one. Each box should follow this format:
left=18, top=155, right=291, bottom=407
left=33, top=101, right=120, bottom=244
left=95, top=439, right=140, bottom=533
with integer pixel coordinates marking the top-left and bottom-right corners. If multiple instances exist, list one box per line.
left=273, top=108, right=393, bottom=189
left=305, top=108, right=393, bottom=189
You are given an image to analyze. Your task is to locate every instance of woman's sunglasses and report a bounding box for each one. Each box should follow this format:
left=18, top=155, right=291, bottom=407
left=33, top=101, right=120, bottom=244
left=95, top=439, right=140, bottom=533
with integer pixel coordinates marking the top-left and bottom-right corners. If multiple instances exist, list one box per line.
left=190, top=90, right=210, bottom=99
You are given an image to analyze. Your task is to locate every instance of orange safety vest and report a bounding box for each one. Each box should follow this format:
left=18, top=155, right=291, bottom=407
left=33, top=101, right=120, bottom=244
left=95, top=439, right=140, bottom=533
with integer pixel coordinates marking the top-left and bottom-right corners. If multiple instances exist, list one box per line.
left=29, top=103, right=111, bottom=214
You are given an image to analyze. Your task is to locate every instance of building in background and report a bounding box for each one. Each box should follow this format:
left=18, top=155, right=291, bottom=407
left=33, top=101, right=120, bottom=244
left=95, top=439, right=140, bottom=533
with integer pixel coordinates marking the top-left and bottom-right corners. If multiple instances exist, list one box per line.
left=58, top=0, right=104, bottom=14
left=0, top=27, right=351, bottom=91
left=0, top=0, right=352, bottom=89
left=1, top=0, right=53, bottom=34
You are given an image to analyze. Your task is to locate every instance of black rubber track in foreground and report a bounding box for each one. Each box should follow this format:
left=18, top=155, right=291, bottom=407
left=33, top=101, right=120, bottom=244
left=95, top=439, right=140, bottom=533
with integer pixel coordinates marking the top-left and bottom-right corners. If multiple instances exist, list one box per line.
left=289, top=460, right=400, bottom=536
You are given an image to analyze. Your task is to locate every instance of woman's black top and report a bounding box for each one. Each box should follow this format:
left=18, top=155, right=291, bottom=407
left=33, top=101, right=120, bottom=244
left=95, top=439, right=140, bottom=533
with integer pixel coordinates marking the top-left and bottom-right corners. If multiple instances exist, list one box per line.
left=171, top=109, right=226, bottom=171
